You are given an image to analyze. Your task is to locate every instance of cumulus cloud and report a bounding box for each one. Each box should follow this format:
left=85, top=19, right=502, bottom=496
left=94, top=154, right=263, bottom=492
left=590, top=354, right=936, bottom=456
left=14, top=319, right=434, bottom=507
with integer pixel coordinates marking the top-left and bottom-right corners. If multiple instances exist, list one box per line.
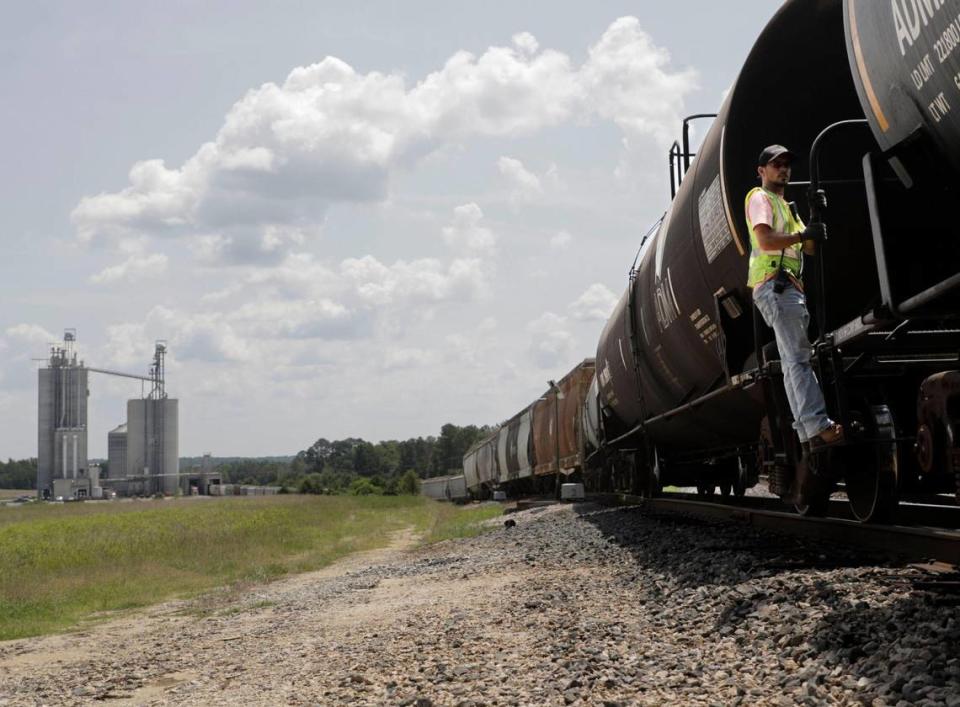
left=441, top=203, right=496, bottom=254
left=497, top=156, right=543, bottom=203
left=341, top=254, right=489, bottom=307
left=526, top=312, right=575, bottom=369
left=180, top=251, right=492, bottom=351
left=5, top=323, right=59, bottom=347
left=512, top=32, right=539, bottom=55
left=0, top=325, right=62, bottom=391
left=569, top=283, right=618, bottom=321
left=229, top=297, right=367, bottom=341
left=100, top=308, right=252, bottom=368
left=90, top=253, right=169, bottom=284
left=579, top=17, right=697, bottom=144
left=71, top=18, right=696, bottom=265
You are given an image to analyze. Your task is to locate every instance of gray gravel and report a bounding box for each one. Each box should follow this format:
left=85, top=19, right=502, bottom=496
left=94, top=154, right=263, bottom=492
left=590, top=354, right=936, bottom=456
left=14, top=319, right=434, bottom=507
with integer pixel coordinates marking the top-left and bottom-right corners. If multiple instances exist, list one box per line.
left=1, top=502, right=959, bottom=705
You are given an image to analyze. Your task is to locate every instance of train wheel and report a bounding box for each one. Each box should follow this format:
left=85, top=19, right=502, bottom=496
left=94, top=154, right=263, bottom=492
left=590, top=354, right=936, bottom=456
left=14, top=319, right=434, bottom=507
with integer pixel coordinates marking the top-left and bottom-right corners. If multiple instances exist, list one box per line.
left=844, top=405, right=899, bottom=523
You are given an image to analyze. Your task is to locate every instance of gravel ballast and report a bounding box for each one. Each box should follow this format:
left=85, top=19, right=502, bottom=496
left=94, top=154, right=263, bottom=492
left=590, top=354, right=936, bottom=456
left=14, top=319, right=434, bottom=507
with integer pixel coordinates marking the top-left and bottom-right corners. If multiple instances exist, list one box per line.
left=1, top=502, right=959, bottom=706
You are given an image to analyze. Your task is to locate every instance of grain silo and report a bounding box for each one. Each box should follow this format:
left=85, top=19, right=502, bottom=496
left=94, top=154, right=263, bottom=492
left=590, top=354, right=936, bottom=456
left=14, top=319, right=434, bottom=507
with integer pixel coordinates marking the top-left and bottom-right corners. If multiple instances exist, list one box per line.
left=37, top=331, right=88, bottom=499
left=126, top=398, right=179, bottom=495
left=107, top=423, right=127, bottom=476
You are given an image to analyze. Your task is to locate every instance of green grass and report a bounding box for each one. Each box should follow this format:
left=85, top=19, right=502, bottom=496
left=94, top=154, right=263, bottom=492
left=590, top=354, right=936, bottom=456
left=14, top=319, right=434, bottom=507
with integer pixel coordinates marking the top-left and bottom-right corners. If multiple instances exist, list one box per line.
left=422, top=501, right=504, bottom=543
left=0, top=495, right=501, bottom=640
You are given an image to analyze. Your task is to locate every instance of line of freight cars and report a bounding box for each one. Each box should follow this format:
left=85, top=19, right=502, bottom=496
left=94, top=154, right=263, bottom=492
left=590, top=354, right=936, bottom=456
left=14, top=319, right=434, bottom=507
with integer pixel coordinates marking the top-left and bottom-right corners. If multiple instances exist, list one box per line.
left=461, top=359, right=596, bottom=498
left=421, top=474, right=469, bottom=503
left=460, top=0, right=960, bottom=522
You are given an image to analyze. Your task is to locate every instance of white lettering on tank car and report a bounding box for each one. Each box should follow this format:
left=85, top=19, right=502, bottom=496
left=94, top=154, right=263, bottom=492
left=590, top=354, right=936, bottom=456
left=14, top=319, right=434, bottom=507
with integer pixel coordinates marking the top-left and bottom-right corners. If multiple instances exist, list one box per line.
left=698, top=175, right=735, bottom=264
left=912, top=52, right=936, bottom=88
left=928, top=90, right=952, bottom=120
left=894, top=0, right=948, bottom=56
left=933, top=12, right=960, bottom=63
left=654, top=268, right=681, bottom=331
left=599, top=360, right=612, bottom=387
left=699, top=323, right=719, bottom=344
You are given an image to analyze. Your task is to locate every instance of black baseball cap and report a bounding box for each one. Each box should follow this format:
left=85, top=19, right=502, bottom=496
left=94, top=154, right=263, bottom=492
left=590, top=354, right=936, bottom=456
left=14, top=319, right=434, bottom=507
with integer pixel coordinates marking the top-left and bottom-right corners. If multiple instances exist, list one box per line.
left=758, top=144, right=796, bottom=165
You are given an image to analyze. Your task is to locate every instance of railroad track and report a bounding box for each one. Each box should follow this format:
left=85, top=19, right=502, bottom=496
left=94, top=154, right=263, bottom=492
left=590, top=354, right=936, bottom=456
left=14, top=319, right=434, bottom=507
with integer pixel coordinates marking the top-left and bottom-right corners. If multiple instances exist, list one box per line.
left=651, top=490, right=960, bottom=528
left=587, top=492, right=960, bottom=568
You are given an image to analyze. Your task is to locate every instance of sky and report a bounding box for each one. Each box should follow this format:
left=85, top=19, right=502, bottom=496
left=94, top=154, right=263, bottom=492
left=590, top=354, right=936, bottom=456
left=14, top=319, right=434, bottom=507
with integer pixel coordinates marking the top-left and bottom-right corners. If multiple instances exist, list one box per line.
left=0, top=0, right=784, bottom=459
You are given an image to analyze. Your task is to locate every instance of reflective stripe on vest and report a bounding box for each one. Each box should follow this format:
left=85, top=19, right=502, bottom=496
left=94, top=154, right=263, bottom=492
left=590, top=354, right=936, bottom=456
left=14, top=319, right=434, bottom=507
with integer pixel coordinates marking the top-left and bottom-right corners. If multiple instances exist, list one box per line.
left=744, top=187, right=805, bottom=288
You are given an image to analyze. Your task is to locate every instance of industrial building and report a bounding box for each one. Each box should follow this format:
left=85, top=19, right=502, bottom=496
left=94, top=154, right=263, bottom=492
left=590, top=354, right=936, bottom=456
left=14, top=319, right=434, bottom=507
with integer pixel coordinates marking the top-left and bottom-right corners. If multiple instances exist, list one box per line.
left=37, top=332, right=91, bottom=498
left=37, top=332, right=181, bottom=499
left=182, top=453, right=223, bottom=496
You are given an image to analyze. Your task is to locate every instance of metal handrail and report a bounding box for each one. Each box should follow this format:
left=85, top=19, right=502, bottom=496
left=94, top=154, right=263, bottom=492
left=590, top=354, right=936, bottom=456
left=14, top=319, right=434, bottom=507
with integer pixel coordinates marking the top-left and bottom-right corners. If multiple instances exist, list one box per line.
left=807, top=119, right=871, bottom=343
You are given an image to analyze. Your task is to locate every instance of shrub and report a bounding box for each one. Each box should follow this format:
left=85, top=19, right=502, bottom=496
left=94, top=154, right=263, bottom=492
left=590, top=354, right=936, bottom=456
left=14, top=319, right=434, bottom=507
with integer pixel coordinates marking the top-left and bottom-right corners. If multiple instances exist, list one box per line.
left=348, top=478, right=381, bottom=496
left=298, top=473, right=324, bottom=494
left=397, top=469, right=420, bottom=496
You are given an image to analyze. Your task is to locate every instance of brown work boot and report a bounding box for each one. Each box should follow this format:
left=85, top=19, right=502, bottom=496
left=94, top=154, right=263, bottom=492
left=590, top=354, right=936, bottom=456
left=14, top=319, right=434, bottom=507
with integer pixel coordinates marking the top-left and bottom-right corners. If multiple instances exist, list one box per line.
left=809, top=422, right=844, bottom=450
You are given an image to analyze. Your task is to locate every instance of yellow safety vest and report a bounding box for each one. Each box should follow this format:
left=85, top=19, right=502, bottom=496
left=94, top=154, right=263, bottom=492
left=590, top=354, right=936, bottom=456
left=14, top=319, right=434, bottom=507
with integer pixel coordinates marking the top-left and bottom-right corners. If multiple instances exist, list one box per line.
left=745, top=187, right=805, bottom=289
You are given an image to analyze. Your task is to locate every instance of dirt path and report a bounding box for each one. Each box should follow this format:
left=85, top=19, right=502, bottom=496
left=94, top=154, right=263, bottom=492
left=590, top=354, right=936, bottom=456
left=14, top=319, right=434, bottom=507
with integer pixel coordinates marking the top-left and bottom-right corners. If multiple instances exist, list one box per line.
left=4, top=503, right=952, bottom=706
left=0, top=525, right=483, bottom=705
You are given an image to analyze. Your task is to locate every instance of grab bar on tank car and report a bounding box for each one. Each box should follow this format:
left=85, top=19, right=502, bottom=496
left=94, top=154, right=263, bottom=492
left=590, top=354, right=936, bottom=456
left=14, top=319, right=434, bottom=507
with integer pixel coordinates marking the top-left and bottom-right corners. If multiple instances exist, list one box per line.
left=669, top=141, right=682, bottom=199
left=682, top=113, right=717, bottom=173
left=807, top=119, right=872, bottom=345
left=667, top=113, right=718, bottom=199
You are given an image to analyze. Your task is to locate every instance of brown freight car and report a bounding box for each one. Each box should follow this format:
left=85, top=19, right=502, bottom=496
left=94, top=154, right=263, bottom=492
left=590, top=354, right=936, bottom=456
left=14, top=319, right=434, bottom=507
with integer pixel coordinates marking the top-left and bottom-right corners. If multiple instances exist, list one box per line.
left=532, top=359, right=596, bottom=478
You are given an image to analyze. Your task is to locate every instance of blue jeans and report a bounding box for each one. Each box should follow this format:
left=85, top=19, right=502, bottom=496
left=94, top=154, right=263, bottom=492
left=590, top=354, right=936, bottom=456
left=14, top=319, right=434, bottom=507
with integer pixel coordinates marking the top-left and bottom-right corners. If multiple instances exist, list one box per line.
left=753, top=280, right=832, bottom=442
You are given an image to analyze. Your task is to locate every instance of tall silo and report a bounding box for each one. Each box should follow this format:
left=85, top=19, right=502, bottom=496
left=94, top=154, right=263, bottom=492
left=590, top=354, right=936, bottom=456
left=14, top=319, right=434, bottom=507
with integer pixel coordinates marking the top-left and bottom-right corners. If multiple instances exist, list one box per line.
left=107, top=423, right=127, bottom=479
left=37, top=333, right=88, bottom=499
left=127, top=398, right=179, bottom=495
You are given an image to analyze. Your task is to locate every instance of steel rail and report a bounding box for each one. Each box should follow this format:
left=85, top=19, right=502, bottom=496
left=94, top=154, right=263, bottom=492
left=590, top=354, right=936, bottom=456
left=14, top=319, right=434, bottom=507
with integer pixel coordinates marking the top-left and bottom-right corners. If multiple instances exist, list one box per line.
left=590, top=493, right=960, bottom=566
left=635, top=491, right=960, bottom=528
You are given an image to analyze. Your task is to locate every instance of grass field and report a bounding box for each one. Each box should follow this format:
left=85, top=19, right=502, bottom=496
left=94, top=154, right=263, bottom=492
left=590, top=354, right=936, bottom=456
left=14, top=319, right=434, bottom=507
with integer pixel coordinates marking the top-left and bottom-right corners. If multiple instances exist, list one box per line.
left=0, top=495, right=502, bottom=640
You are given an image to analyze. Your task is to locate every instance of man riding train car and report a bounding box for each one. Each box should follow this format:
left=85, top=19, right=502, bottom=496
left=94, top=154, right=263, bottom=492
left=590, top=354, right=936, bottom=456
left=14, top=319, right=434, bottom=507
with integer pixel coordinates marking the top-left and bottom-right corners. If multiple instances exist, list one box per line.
left=746, top=145, right=844, bottom=458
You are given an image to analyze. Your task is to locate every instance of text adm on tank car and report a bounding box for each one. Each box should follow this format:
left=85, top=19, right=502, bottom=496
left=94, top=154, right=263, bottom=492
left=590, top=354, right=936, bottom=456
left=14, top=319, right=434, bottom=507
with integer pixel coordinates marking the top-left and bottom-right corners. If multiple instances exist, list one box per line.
left=459, top=0, right=960, bottom=524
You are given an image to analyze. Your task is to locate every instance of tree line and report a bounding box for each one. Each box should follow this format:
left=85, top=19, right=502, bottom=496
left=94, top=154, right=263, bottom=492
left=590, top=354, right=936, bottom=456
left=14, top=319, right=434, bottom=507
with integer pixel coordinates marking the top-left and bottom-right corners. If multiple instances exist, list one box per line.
left=215, top=423, right=489, bottom=495
left=0, top=423, right=489, bottom=496
left=291, top=423, right=489, bottom=494
left=0, top=458, right=36, bottom=489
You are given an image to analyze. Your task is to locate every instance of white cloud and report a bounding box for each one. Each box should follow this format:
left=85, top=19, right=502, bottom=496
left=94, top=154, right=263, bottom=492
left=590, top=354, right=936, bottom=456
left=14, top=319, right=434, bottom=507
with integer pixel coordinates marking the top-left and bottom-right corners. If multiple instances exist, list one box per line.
left=550, top=230, right=573, bottom=250
left=71, top=18, right=696, bottom=265
left=229, top=298, right=368, bottom=341
left=579, top=17, right=697, bottom=144
left=90, top=253, right=169, bottom=284
left=5, top=323, right=59, bottom=347
left=193, top=251, right=491, bottom=349
left=526, top=312, right=575, bottom=369
left=1, top=325, right=62, bottom=392
left=441, top=203, right=497, bottom=254
left=569, top=283, right=618, bottom=321
left=512, top=31, right=539, bottom=55
left=341, top=254, right=489, bottom=307
left=102, top=307, right=253, bottom=366
left=497, top=156, right=543, bottom=203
